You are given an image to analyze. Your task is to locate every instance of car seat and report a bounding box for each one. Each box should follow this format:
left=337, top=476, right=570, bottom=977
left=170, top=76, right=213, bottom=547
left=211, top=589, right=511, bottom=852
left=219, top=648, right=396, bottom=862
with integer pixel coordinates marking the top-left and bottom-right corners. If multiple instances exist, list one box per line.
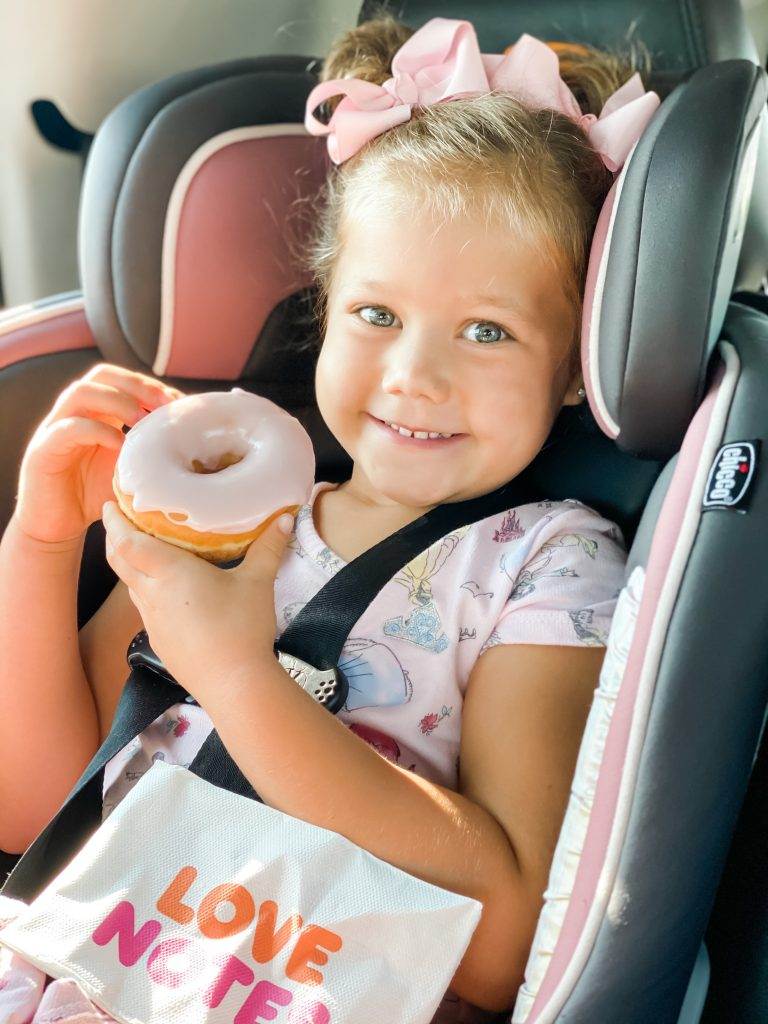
left=0, top=0, right=766, bottom=1021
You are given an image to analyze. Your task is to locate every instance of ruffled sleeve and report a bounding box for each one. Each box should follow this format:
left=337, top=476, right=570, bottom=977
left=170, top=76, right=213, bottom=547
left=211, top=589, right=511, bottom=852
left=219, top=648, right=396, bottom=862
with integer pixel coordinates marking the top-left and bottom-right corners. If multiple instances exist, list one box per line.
left=480, top=503, right=627, bottom=652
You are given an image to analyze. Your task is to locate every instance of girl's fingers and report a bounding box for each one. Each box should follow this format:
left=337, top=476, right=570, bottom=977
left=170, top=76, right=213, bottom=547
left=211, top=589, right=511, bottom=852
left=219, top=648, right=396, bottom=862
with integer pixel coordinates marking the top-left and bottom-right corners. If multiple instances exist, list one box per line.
left=103, top=504, right=155, bottom=582
left=239, top=511, right=296, bottom=577
left=102, top=502, right=191, bottom=579
left=48, top=365, right=184, bottom=435
left=52, top=380, right=173, bottom=430
left=81, top=363, right=183, bottom=406
left=105, top=533, right=135, bottom=588
left=43, top=416, right=126, bottom=456
left=52, top=382, right=145, bottom=428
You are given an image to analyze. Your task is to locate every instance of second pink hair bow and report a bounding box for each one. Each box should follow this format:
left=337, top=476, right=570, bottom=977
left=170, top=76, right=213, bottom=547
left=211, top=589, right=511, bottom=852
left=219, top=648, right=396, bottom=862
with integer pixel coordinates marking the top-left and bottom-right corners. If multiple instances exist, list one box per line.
left=305, top=17, right=660, bottom=172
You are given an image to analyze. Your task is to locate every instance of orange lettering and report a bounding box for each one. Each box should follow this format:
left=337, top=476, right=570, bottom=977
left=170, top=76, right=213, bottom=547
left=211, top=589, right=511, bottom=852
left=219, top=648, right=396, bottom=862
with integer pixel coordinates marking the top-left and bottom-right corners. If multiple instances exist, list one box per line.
left=285, top=926, right=342, bottom=986
left=198, top=883, right=256, bottom=939
left=251, top=900, right=303, bottom=964
left=156, top=866, right=197, bottom=925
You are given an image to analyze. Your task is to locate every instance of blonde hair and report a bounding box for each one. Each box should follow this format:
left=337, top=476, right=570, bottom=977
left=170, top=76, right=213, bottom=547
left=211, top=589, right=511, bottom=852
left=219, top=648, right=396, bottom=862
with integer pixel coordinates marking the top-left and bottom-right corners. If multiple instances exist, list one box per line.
left=307, top=15, right=652, bottom=379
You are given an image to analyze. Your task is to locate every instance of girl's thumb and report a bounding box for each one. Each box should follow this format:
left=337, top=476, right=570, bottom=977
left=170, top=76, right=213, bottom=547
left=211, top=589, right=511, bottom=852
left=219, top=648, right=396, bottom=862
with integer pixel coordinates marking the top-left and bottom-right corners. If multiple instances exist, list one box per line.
left=242, top=510, right=295, bottom=572
left=275, top=512, right=296, bottom=537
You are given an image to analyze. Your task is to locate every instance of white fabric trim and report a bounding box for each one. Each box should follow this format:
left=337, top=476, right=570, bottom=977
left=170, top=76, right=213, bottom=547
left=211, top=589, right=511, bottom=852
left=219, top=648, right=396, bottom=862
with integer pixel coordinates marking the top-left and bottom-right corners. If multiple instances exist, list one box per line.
left=512, top=563, right=646, bottom=1021
left=586, top=140, right=639, bottom=439
left=521, top=340, right=740, bottom=1023
left=0, top=293, right=84, bottom=338
left=706, top=110, right=764, bottom=352
left=152, top=124, right=309, bottom=378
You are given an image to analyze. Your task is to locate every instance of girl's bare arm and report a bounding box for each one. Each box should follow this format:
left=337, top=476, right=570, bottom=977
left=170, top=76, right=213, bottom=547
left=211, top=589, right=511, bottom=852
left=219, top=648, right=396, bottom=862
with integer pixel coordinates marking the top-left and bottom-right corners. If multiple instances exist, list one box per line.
left=0, top=516, right=100, bottom=853
left=0, top=515, right=146, bottom=854
left=0, top=366, right=179, bottom=853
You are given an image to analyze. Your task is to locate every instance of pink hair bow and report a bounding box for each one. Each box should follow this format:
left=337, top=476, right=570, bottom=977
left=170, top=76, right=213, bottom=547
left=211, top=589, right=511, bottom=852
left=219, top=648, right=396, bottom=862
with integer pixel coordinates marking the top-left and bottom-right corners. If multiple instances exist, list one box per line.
left=305, top=17, right=660, bottom=173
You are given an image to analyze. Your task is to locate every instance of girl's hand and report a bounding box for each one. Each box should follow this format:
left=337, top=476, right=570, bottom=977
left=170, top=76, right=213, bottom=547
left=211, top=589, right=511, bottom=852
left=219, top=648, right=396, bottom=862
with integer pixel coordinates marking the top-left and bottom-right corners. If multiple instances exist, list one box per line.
left=15, top=364, right=183, bottom=546
left=102, top=501, right=295, bottom=698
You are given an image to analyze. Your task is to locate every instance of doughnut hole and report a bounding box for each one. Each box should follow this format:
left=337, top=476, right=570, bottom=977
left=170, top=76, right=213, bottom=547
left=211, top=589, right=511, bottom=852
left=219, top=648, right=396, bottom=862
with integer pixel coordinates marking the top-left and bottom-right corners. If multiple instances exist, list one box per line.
left=159, top=451, right=246, bottom=523
left=190, top=450, right=245, bottom=475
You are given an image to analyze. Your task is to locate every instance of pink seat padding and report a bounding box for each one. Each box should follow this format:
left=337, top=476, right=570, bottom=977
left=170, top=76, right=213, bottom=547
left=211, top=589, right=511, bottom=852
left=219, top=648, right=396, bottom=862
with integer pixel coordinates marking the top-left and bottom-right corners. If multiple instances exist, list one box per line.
left=0, top=303, right=95, bottom=373
left=155, top=131, right=327, bottom=380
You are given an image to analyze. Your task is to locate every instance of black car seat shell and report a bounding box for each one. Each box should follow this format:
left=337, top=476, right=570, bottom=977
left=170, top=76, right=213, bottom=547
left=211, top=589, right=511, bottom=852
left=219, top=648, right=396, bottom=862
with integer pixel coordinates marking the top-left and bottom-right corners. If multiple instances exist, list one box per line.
left=0, top=2, right=766, bottom=1022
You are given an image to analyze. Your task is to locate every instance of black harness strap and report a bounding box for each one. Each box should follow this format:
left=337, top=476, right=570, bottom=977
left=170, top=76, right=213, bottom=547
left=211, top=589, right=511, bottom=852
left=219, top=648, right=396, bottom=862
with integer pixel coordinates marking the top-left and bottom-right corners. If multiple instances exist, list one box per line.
left=2, top=476, right=531, bottom=902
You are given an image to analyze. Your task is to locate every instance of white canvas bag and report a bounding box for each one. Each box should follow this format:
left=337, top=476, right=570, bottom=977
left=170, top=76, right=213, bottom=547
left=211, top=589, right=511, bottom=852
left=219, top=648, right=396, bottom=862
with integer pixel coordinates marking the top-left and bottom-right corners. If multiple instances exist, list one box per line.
left=0, top=761, right=482, bottom=1024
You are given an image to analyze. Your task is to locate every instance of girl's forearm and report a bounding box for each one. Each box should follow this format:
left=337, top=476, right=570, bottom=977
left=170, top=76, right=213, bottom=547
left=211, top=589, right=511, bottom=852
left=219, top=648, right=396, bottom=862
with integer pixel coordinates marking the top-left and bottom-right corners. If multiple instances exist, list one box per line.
left=197, top=658, right=541, bottom=1013
left=0, top=516, right=100, bottom=852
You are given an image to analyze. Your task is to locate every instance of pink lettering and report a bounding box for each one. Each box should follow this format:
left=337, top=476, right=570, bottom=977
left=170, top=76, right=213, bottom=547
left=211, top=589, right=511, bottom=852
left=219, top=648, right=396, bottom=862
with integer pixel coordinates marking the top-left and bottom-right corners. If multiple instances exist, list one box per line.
left=91, top=901, right=161, bottom=967
left=203, top=955, right=255, bottom=1008
left=146, top=936, right=206, bottom=988
left=234, top=980, right=293, bottom=1023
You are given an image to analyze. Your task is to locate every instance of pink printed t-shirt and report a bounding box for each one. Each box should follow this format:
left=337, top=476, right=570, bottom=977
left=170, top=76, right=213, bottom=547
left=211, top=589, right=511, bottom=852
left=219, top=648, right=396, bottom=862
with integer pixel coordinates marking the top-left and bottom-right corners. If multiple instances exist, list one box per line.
left=103, top=480, right=627, bottom=807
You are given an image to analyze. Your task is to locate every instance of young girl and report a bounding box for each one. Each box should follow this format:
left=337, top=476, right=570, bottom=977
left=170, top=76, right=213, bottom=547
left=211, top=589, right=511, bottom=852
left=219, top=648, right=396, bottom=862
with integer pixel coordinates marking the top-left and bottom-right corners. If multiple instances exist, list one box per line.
left=0, top=15, right=658, bottom=1024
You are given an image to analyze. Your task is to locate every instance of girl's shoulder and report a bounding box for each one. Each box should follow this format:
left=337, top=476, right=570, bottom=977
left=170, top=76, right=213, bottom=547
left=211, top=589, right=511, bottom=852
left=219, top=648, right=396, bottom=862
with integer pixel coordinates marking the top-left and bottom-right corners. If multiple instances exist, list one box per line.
left=472, top=498, right=626, bottom=550
left=477, top=500, right=628, bottom=651
left=417, top=499, right=626, bottom=613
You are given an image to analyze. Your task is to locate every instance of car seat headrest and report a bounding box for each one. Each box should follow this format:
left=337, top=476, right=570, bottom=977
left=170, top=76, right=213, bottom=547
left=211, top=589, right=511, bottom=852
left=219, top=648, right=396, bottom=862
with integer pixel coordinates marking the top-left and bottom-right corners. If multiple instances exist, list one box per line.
left=79, top=57, right=327, bottom=384
left=583, top=59, right=766, bottom=457
left=361, top=0, right=768, bottom=296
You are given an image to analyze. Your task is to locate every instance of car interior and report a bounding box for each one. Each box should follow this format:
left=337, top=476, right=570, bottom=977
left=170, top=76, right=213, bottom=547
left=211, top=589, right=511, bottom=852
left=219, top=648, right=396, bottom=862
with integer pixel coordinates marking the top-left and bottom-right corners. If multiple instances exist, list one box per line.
left=0, top=0, right=767, bottom=1021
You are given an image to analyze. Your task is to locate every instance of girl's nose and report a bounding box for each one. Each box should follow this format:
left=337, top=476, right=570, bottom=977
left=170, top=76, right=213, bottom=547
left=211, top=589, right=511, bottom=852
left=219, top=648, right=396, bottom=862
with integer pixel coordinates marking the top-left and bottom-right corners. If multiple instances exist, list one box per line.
left=380, top=332, right=450, bottom=403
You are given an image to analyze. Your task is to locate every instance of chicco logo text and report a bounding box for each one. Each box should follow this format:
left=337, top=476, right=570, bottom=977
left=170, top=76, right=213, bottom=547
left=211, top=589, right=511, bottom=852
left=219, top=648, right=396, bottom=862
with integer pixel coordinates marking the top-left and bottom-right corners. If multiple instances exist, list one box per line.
left=702, top=441, right=758, bottom=510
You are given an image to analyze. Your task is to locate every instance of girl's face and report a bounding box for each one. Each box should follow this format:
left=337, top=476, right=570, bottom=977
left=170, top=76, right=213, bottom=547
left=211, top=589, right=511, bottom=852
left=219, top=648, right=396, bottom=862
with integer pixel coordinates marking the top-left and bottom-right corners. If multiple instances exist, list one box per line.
left=315, top=199, right=583, bottom=512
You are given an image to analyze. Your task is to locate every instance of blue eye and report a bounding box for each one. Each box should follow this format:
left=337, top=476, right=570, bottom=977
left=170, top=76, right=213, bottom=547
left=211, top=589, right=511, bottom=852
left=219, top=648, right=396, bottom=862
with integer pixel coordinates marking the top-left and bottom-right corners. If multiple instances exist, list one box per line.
left=463, top=321, right=509, bottom=344
left=358, top=306, right=398, bottom=328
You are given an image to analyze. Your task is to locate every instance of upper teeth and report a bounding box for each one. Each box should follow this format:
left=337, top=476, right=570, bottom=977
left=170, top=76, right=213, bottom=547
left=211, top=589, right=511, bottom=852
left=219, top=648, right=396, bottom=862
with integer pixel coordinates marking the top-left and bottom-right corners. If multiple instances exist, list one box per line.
left=385, top=421, right=454, bottom=439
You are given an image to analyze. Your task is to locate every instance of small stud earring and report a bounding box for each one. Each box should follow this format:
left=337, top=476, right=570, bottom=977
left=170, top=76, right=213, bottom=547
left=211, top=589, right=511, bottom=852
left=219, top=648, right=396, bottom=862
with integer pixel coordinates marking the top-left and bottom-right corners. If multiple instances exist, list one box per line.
left=577, top=386, right=586, bottom=399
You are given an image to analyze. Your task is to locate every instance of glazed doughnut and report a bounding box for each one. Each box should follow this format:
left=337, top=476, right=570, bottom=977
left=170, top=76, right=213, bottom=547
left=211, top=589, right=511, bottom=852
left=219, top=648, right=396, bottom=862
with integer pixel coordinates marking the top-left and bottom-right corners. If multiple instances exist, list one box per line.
left=112, top=388, right=316, bottom=563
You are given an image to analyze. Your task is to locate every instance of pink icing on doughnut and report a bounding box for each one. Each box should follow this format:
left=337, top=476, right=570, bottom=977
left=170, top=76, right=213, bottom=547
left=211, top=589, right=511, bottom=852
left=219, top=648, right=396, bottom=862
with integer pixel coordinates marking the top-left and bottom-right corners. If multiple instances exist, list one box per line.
left=116, top=388, right=316, bottom=535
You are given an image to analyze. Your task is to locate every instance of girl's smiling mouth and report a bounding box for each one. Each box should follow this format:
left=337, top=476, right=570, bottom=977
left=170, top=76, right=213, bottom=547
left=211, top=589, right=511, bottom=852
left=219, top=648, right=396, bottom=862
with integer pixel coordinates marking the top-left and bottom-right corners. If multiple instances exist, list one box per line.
left=367, top=413, right=467, bottom=447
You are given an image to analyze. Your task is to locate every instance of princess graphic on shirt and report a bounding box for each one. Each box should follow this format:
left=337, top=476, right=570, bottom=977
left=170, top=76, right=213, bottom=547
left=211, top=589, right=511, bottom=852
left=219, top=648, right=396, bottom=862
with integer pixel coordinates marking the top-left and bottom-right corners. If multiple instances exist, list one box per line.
left=383, top=527, right=470, bottom=653
left=503, top=530, right=599, bottom=601
left=338, top=637, right=413, bottom=710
